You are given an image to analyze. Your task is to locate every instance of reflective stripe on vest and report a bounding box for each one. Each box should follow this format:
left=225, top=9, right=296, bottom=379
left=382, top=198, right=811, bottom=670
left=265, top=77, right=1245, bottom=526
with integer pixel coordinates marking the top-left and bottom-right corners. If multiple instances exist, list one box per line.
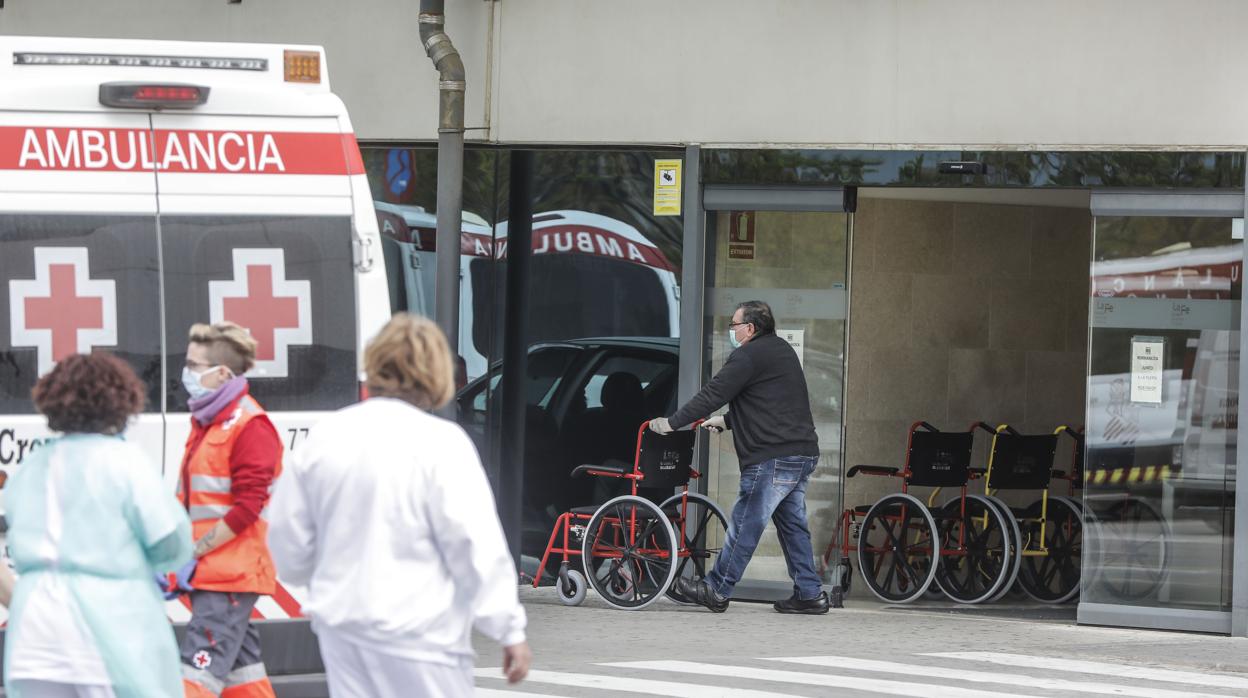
left=189, top=504, right=232, bottom=522
left=191, top=474, right=231, bottom=494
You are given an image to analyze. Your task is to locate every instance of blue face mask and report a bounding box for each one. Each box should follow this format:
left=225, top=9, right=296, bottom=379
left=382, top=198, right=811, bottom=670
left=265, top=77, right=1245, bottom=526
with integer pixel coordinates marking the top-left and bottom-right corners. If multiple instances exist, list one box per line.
left=728, top=327, right=743, bottom=349
left=182, top=366, right=217, bottom=401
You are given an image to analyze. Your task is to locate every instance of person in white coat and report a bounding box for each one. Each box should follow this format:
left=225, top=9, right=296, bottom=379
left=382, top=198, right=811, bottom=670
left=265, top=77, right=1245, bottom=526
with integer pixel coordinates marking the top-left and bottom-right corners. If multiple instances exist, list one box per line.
left=267, top=313, right=530, bottom=697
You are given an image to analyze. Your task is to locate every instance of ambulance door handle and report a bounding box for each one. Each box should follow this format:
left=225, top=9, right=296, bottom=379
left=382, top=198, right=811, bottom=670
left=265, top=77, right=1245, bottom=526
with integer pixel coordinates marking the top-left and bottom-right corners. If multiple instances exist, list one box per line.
left=353, top=233, right=376, bottom=273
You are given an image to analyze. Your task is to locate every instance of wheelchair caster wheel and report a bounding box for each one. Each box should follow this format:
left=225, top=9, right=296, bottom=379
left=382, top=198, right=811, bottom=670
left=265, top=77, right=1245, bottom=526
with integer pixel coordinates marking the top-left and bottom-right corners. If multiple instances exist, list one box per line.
left=830, top=559, right=852, bottom=595
left=557, top=569, right=587, bottom=606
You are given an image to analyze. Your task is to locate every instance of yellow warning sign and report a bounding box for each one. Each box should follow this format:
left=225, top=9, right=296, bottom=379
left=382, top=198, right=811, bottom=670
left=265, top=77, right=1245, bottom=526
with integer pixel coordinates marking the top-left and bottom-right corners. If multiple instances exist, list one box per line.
left=653, top=159, right=682, bottom=216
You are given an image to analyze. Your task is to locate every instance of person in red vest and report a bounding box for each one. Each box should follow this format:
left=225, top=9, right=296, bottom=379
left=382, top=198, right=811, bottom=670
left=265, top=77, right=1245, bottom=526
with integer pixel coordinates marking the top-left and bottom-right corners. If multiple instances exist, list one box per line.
left=169, top=322, right=281, bottom=698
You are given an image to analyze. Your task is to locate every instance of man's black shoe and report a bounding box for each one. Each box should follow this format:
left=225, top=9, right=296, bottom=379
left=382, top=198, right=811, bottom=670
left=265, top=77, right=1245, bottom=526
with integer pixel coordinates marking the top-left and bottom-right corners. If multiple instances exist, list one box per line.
left=773, top=591, right=830, bottom=615
left=673, top=576, right=729, bottom=612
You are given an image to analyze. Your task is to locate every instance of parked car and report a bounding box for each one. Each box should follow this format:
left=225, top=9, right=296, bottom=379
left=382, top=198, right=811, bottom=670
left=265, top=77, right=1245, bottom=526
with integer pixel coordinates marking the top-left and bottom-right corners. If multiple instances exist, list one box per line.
left=456, top=337, right=679, bottom=576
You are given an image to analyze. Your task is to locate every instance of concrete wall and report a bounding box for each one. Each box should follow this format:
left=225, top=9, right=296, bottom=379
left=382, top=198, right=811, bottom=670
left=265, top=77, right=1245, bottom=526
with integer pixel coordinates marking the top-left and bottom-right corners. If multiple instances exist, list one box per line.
left=844, top=196, right=1091, bottom=508
left=4, top=1, right=1247, bottom=146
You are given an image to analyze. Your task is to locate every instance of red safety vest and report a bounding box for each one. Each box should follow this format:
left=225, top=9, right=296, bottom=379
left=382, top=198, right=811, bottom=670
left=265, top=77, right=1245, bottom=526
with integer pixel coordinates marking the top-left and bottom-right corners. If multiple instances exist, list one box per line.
left=178, top=394, right=281, bottom=595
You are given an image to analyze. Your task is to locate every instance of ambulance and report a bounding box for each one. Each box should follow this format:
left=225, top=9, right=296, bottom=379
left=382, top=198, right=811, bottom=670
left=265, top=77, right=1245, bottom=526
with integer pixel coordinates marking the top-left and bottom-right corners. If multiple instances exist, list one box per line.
left=0, top=37, right=390, bottom=623
left=373, top=203, right=681, bottom=381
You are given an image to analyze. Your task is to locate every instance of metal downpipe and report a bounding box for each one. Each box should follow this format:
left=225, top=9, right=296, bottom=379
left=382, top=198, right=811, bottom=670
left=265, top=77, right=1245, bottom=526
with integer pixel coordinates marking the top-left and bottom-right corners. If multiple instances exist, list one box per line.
left=419, top=1, right=466, bottom=360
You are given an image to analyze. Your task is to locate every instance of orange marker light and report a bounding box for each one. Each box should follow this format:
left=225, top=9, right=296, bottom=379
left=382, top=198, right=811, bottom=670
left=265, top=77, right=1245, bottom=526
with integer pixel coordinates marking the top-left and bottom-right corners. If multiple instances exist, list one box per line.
left=284, top=50, right=321, bottom=83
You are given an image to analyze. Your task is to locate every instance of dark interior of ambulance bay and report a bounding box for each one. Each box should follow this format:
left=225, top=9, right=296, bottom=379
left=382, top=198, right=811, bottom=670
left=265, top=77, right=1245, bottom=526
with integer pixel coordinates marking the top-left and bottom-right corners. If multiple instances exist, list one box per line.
left=364, top=145, right=1243, bottom=623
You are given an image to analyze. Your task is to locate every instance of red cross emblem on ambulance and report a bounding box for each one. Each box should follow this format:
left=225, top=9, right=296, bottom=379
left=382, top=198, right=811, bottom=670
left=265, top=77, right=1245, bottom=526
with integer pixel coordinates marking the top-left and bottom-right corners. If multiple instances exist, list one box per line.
left=209, top=249, right=312, bottom=378
left=8, top=247, right=118, bottom=375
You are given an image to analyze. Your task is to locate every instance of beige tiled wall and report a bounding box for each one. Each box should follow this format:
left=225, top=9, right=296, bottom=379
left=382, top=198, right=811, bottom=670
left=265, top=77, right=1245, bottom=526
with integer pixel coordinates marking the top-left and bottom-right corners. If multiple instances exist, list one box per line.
left=845, top=198, right=1091, bottom=508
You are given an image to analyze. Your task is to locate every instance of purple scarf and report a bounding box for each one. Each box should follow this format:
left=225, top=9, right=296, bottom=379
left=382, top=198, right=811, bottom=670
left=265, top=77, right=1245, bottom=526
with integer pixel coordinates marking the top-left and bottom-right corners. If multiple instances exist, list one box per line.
left=189, top=376, right=249, bottom=426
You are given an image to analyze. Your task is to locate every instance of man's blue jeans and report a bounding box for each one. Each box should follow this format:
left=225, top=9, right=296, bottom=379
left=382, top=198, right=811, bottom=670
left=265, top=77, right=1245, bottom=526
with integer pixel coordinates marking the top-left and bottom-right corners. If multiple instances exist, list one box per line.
left=706, top=455, right=822, bottom=600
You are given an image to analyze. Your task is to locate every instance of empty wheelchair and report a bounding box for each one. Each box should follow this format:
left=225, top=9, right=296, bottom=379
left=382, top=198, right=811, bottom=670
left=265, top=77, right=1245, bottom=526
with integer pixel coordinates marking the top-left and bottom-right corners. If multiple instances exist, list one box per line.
left=825, top=421, right=1013, bottom=604
left=974, top=423, right=1083, bottom=604
left=533, top=421, right=727, bottom=610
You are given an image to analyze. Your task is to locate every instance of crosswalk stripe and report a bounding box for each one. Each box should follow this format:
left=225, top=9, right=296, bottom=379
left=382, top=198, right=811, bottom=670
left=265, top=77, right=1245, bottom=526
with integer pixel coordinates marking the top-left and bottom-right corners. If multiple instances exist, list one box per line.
left=474, top=668, right=803, bottom=697
left=771, top=655, right=1235, bottom=698
left=928, top=652, right=1248, bottom=692
left=604, top=660, right=1042, bottom=698
left=475, top=688, right=566, bottom=698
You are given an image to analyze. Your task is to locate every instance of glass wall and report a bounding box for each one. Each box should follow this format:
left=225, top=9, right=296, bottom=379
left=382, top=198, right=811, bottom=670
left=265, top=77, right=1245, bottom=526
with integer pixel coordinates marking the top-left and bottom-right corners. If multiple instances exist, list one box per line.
left=1083, top=211, right=1239, bottom=623
left=702, top=209, right=849, bottom=592
left=360, top=145, right=684, bottom=578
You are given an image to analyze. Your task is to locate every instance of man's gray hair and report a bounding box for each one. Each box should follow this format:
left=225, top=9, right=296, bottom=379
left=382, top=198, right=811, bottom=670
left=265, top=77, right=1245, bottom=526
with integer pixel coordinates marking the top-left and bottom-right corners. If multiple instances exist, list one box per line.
left=737, top=300, right=775, bottom=336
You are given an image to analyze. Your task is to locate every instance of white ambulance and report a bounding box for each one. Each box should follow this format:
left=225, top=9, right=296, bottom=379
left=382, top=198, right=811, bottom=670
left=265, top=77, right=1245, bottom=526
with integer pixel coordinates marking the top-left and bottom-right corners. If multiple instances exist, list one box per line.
left=0, top=37, right=390, bottom=622
left=373, top=203, right=681, bottom=381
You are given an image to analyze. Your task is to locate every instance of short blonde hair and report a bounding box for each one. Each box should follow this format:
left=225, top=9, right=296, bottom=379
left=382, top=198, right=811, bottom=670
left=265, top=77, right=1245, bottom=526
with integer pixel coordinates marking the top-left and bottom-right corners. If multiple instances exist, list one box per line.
left=364, top=313, right=454, bottom=410
left=188, top=322, right=257, bottom=375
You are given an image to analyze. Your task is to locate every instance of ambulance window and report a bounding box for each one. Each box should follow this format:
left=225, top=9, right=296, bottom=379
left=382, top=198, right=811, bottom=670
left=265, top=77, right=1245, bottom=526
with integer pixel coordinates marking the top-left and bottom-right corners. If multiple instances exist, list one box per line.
left=0, top=215, right=163, bottom=415
left=159, top=216, right=358, bottom=412
left=470, top=255, right=668, bottom=356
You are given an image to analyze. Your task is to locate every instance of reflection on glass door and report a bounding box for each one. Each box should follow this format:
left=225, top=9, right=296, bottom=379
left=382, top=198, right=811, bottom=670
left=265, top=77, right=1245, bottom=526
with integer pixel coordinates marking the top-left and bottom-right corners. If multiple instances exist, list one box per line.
left=1082, top=201, right=1240, bottom=631
left=702, top=209, right=849, bottom=590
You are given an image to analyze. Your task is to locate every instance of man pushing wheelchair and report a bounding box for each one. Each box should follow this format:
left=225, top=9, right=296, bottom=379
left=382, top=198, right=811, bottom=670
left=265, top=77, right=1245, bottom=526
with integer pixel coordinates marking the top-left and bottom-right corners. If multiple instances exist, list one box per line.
left=649, top=300, right=827, bottom=615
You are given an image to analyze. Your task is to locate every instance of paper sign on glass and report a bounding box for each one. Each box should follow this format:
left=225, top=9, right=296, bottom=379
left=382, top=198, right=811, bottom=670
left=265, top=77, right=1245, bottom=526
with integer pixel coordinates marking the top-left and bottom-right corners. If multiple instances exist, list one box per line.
left=1130, top=336, right=1164, bottom=404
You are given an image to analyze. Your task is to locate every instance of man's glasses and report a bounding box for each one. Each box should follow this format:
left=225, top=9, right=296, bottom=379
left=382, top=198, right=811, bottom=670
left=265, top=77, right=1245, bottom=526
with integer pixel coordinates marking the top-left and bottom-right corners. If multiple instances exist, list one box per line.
left=728, top=322, right=749, bottom=329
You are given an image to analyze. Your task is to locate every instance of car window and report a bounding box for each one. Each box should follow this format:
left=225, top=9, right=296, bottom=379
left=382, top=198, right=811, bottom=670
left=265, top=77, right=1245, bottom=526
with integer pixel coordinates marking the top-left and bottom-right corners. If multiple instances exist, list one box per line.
left=472, top=373, right=502, bottom=412
left=582, top=354, right=674, bottom=409
left=463, top=346, right=581, bottom=417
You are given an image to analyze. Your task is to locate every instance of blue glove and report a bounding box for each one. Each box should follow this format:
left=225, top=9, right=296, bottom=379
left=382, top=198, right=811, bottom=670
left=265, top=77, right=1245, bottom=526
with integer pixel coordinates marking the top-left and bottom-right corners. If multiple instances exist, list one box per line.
left=155, top=572, right=179, bottom=601
left=173, top=559, right=198, bottom=594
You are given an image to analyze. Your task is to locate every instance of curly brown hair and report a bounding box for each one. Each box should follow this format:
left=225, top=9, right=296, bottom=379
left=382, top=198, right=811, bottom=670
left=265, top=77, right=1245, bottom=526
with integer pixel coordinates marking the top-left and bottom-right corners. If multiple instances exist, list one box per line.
left=32, top=353, right=146, bottom=434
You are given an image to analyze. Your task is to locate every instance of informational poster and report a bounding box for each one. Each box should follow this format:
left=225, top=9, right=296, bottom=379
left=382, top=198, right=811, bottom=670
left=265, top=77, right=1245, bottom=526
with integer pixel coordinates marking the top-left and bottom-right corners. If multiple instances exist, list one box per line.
left=653, top=159, right=682, bottom=216
left=1130, top=336, right=1164, bottom=404
left=778, top=328, right=805, bottom=368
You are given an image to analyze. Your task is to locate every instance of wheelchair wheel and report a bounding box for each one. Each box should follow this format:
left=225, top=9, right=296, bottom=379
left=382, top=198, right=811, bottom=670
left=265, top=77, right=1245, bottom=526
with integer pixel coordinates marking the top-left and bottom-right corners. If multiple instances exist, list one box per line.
left=1017, top=495, right=1082, bottom=603
left=1090, top=496, right=1168, bottom=600
left=933, top=494, right=1012, bottom=604
left=856, top=493, right=940, bottom=603
left=557, top=569, right=588, bottom=606
left=982, top=495, right=1022, bottom=602
left=581, top=495, right=678, bottom=610
left=659, top=492, right=728, bottom=601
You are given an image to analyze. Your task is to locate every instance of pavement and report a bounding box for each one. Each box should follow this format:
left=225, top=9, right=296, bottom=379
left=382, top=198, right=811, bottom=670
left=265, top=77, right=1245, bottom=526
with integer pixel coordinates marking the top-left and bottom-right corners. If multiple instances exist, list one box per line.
left=472, top=586, right=1248, bottom=697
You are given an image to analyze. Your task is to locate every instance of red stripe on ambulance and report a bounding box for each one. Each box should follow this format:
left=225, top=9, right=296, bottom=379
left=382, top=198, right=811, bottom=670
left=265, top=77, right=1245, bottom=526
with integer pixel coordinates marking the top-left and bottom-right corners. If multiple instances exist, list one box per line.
left=0, top=127, right=364, bottom=175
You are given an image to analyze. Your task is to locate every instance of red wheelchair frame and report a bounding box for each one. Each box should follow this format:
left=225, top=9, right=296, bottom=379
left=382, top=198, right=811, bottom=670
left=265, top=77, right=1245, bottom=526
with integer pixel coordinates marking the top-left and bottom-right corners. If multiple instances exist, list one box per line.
left=533, top=420, right=727, bottom=610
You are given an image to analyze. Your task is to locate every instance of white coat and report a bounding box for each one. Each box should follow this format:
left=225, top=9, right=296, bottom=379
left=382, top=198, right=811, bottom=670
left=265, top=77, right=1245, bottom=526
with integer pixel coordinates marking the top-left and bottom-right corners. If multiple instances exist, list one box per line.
left=267, top=397, right=526, bottom=671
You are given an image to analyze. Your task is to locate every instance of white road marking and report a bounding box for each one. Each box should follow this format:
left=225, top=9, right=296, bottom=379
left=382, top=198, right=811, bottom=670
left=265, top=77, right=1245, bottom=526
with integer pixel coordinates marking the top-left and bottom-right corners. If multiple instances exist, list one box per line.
left=604, top=660, right=1043, bottom=698
left=772, top=655, right=1237, bottom=698
left=928, top=652, right=1248, bottom=692
left=475, top=689, right=566, bottom=698
left=474, top=668, right=802, bottom=697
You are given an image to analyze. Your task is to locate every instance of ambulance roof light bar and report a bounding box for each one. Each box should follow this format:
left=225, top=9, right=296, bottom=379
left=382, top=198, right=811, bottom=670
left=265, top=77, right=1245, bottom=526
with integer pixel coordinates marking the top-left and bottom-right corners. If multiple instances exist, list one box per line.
left=14, top=52, right=267, bottom=71
left=99, top=82, right=210, bottom=110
